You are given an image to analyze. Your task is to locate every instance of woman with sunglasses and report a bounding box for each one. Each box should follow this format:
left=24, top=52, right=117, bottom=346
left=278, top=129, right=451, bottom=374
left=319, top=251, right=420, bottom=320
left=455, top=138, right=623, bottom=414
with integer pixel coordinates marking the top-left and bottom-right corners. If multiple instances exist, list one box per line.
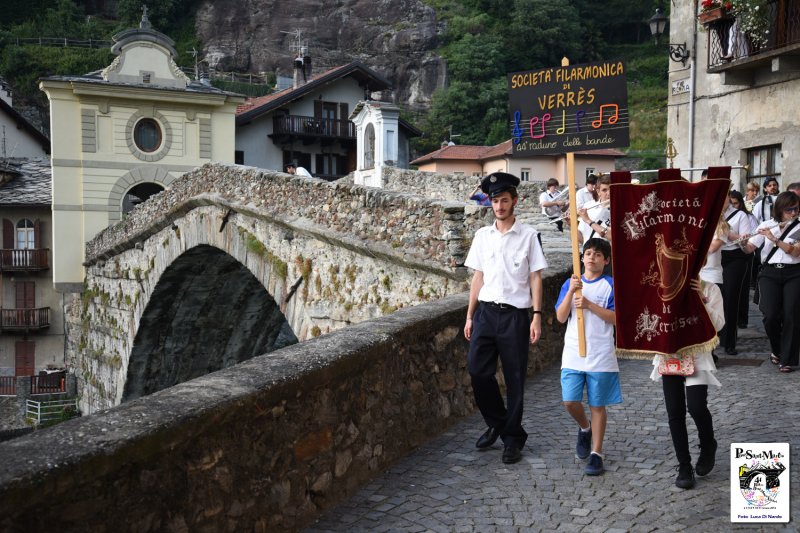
left=742, top=192, right=800, bottom=372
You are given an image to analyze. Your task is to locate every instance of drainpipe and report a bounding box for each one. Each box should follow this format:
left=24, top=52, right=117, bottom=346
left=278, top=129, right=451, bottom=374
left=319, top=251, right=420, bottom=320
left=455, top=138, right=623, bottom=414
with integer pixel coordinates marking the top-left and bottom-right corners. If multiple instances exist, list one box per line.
left=688, top=0, right=699, bottom=171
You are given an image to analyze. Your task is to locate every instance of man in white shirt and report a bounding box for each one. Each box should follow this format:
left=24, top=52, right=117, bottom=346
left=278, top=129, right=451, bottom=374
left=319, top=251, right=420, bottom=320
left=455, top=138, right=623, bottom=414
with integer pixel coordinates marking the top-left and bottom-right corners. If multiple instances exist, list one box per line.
left=540, top=178, right=566, bottom=232
left=463, top=172, right=548, bottom=464
left=285, top=163, right=313, bottom=177
left=753, top=177, right=779, bottom=223
left=575, top=174, right=598, bottom=209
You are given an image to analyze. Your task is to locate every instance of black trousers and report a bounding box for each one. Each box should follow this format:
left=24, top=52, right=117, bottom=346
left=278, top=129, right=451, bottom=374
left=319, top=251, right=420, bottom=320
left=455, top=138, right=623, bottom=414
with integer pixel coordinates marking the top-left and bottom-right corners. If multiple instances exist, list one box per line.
left=662, top=376, right=714, bottom=466
left=720, top=249, right=750, bottom=351
left=467, top=302, right=530, bottom=448
left=738, top=257, right=752, bottom=327
left=758, top=264, right=800, bottom=366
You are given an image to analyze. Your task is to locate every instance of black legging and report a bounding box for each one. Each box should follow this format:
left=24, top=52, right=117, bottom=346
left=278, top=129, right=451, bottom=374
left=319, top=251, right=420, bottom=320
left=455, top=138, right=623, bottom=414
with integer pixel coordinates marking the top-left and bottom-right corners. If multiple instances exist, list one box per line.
left=758, top=264, right=800, bottom=366
left=720, top=249, right=751, bottom=351
left=662, top=376, right=715, bottom=466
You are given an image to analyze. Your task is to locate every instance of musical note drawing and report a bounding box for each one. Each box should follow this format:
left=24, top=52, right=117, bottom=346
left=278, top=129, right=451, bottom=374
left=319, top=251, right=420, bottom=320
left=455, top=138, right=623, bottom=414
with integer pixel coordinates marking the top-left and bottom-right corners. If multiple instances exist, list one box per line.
left=556, top=110, right=566, bottom=135
left=591, top=104, right=619, bottom=129
left=512, top=110, right=522, bottom=144
left=576, top=110, right=586, bottom=133
left=529, top=113, right=552, bottom=139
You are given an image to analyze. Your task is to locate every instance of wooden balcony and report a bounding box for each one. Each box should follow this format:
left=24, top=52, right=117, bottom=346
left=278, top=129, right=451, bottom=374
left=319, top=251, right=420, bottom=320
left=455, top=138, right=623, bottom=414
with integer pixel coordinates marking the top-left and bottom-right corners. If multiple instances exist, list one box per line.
left=0, top=308, right=50, bottom=331
left=0, top=249, right=50, bottom=272
left=707, top=0, right=800, bottom=74
left=271, top=115, right=356, bottom=143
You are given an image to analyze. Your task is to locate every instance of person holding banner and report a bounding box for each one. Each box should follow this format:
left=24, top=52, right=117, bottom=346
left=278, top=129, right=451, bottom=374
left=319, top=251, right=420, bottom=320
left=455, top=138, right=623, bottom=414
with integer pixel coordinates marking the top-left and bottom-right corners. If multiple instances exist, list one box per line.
left=719, top=192, right=756, bottom=355
left=652, top=278, right=724, bottom=489
left=555, top=238, right=619, bottom=476
left=741, top=191, right=800, bottom=373
left=463, top=172, right=547, bottom=464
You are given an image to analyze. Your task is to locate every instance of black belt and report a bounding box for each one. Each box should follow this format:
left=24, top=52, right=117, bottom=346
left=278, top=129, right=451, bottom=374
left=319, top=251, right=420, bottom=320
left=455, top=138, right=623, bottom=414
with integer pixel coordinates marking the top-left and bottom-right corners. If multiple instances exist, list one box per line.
left=764, top=263, right=800, bottom=269
left=482, top=301, right=528, bottom=311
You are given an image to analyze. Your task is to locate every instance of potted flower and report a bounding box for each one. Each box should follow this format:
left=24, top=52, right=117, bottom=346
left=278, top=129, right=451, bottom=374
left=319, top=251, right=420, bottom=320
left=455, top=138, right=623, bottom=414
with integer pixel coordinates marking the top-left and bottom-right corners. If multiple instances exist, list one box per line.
left=698, top=0, right=734, bottom=24
left=733, top=0, right=771, bottom=50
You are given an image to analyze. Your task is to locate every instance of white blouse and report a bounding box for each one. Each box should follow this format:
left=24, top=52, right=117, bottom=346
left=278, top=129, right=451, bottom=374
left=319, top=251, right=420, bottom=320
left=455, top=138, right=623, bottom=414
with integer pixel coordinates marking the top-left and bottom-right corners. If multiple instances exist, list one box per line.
left=721, top=208, right=756, bottom=251
left=748, top=219, right=800, bottom=265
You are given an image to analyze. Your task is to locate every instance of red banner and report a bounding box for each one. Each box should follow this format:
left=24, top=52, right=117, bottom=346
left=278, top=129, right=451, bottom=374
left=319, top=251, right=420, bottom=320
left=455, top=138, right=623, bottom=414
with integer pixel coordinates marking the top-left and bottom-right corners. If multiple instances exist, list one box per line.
left=610, top=167, right=731, bottom=357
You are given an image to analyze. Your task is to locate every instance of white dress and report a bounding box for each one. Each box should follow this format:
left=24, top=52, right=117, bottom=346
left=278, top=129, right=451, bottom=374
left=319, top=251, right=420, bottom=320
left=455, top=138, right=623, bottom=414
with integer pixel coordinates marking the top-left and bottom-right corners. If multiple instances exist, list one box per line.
left=650, top=282, right=724, bottom=387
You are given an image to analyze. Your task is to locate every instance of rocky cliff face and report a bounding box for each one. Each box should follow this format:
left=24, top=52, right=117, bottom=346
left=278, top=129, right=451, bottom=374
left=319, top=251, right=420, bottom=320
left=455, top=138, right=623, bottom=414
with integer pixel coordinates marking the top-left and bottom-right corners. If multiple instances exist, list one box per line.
left=195, top=0, right=446, bottom=109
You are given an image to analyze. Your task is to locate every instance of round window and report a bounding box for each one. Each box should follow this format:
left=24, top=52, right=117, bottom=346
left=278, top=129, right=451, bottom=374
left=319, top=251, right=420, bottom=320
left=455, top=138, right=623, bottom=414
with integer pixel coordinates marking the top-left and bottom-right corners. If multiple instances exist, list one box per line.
left=133, top=118, right=162, bottom=153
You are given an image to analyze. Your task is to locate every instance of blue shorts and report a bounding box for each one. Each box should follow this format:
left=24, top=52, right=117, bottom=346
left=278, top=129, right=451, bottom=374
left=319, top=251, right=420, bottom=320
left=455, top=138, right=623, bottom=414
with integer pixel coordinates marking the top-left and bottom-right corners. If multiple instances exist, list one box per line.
left=561, top=369, right=623, bottom=407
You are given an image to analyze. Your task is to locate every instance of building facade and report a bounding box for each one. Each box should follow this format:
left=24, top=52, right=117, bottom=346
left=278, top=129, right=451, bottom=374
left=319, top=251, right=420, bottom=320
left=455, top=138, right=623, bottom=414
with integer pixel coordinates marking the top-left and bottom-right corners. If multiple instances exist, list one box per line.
left=0, top=79, right=49, bottom=159
left=39, top=14, right=243, bottom=291
left=0, top=159, right=64, bottom=381
left=411, top=140, right=622, bottom=183
left=668, top=0, right=800, bottom=188
left=235, top=61, right=419, bottom=179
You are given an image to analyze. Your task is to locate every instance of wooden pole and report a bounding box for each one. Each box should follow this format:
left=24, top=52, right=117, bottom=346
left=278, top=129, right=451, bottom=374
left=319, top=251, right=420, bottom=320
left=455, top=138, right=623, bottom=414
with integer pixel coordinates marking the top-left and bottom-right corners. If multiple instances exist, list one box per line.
left=562, top=56, right=587, bottom=357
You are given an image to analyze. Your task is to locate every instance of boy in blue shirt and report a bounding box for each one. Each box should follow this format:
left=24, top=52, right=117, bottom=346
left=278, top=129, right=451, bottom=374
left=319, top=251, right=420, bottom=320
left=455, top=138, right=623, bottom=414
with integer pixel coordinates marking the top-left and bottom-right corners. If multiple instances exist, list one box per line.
left=555, top=238, right=620, bottom=475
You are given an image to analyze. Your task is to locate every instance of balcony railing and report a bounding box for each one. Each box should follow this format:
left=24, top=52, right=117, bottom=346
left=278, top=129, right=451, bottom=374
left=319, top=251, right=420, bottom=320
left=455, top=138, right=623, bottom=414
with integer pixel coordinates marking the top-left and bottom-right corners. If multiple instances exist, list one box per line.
left=272, top=115, right=356, bottom=140
left=707, top=0, right=800, bottom=69
left=31, top=372, right=66, bottom=395
left=0, top=376, right=15, bottom=396
left=0, top=308, right=50, bottom=331
left=0, top=249, right=50, bottom=271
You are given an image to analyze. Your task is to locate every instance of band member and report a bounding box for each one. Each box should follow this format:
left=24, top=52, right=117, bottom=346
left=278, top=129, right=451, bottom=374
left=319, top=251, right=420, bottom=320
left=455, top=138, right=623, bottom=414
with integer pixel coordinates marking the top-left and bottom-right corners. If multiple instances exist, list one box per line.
left=742, top=191, right=800, bottom=372
left=719, top=190, right=756, bottom=355
left=464, top=172, right=547, bottom=464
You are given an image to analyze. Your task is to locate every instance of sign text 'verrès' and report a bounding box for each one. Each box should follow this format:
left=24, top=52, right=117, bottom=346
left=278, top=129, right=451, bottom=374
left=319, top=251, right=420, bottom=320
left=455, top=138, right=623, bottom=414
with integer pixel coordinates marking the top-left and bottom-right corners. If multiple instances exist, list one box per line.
left=508, top=60, right=630, bottom=156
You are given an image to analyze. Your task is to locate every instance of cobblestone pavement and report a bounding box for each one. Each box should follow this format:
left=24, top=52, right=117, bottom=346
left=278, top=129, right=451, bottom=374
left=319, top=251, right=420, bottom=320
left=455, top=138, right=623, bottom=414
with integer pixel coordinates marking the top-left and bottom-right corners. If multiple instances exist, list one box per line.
left=307, top=296, right=799, bottom=532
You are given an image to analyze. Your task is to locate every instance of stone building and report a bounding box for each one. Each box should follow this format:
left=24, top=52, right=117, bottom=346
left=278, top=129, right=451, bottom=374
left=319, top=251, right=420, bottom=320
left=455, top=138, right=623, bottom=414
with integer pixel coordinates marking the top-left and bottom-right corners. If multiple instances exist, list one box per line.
left=668, top=1, right=800, bottom=188
left=38, top=12, right=243, bottom=292
left=411, top=140, right=622, bottom=183
left=0, top=159, right=65, bottom=382
left=235, top=61, right=419, bottom=179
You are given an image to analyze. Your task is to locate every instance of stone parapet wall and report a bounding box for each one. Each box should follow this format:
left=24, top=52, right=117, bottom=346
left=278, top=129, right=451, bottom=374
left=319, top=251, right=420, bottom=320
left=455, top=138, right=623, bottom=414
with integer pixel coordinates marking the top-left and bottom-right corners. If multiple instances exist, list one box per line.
left=87, top=164, right=495, bottom=269
left=381, top=167, right=548, bottom=219
left=0, top=276, right=567, bottom=532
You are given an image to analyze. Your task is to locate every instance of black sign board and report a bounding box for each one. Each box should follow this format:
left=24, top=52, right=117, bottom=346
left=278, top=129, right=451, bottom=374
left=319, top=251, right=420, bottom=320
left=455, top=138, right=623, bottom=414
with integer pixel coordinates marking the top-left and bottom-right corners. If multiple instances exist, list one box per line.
left=508, top=60, right=629, bottom=156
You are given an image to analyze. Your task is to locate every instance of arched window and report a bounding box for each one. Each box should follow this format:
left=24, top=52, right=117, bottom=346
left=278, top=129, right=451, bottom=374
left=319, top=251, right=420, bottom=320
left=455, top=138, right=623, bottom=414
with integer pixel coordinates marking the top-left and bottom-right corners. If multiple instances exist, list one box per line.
left=123, top=183, right=165, bottom=215
left=364, top=123, right=375, bottom=170
left=16, top=219, right=34, bottom=249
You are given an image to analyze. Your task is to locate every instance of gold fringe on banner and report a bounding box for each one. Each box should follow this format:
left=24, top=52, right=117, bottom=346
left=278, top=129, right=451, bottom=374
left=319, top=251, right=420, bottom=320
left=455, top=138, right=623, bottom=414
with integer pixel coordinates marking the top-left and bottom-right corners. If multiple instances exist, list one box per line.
left=616, top=336, right=720, bottom=361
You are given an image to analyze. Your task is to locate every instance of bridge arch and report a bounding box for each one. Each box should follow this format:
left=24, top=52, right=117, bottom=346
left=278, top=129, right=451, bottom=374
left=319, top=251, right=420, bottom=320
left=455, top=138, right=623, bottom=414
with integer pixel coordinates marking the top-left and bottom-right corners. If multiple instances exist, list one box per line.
left=78, top=205, right=303, bottom=412
left=122, top=244, right=297, bottom=402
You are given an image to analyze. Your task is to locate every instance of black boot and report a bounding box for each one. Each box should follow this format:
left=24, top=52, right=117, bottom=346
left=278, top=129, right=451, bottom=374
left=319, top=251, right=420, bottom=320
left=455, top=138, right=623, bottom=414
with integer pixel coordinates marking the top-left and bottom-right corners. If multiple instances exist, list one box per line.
left=696, top=438, right=717, bottom=477
left=675, top=463, right=695, bottom=489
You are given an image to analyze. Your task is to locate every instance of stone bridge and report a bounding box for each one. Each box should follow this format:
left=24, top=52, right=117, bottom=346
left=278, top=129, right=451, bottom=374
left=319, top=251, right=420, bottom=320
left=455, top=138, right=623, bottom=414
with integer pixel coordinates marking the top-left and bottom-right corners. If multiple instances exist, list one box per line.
left=72, top=163, right=496, bottom=414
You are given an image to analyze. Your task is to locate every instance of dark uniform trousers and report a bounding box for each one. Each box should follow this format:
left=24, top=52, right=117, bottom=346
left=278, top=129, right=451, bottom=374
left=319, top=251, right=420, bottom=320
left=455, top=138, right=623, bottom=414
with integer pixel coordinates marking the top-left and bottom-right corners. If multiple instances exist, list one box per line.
left=467, top=302, right=530, bottom=448
left=720, top=249, right=750, bottom=351
left=758, top=263, right=800, bottom=366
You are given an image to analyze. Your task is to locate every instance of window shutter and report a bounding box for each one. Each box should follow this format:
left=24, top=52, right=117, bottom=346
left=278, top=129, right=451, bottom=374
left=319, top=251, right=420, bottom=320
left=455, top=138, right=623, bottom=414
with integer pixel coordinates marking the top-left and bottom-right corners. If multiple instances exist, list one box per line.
left=339, top=103, right=348, bottom=121
left=16, top=281, right=35, bottom=308
left=314, top=100, right=323, bottom=119
left=33, top=219, right=41, bottom=249
left=2, top=218, right=12, bottom=249
left=315, top=154, right=323, bottom=175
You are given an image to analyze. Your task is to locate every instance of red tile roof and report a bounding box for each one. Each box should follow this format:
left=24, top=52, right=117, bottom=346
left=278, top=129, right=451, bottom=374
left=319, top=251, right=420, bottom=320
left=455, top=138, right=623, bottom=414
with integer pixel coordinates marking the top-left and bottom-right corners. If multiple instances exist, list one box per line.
left=411, top=140, right=624, bottom=165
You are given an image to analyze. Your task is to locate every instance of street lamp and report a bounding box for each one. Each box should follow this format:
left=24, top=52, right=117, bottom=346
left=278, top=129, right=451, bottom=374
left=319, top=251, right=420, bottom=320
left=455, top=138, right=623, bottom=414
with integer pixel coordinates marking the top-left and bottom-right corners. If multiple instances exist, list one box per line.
left=648, top=8, right=690, bottom=65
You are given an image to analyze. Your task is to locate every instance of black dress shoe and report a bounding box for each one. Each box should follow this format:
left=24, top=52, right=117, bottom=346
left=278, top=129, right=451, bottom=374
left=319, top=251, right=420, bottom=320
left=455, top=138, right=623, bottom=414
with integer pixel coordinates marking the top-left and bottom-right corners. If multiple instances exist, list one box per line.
left=502, top=444, right=522, bottom=464
left=476, top=427, right=501, bottom=449
left=725, top=348, right=738, bottom=355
